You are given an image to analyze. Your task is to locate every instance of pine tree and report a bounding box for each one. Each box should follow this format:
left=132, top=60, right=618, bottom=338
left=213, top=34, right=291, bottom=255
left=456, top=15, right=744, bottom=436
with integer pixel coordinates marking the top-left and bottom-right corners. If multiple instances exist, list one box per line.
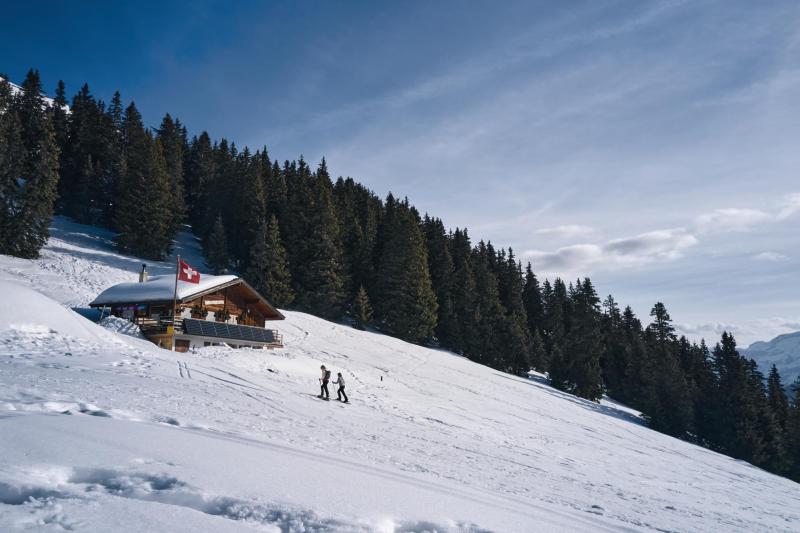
left=205, top=215, right=229, bottom=274
left=373, top=196, right=438, bottom=343
left=292, top=160, right=346, bottom=318
left=787, top=379, right=800, bottom=481
left=108, top=91, right=124, bottom=131
left=768, top=365, right=790, bottom=430
left=641, top=302, right=694, bottom=437
left=496, top=250, right=532, bottom=374
left=244, top=215, right=294, bottom=307
left=600, top=295, right=629, bottom=400
left=230, top=148, right=266, bottom=268
left=184, top=132, right=215, bottom=232
left=114, top=103, right=173, bottom=259
left=157, top=113, right=187, bottom=237
left=0, top=77, right=25, bottom=253
left=352, top=285, right=373, bottom=330
left=553, top=279, right=604, bottom=400
left=4, top=69, right=60, bottom=258
left=543, top=278, right=568, bottom=380
left=423, top=215, right=458, bottom=344
left=530, top=328, right=547, bottom=371
left=448, top=228, right=479, bottom=356
left=522, top=263, right=544, bottom=338
left=51, top=80, right=69, bottom=170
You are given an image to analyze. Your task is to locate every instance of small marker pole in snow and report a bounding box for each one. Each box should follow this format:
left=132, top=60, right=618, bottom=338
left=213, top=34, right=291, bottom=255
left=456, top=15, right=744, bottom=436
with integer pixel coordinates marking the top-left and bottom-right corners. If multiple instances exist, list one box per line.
left=171, top=255, right=180, bottom=351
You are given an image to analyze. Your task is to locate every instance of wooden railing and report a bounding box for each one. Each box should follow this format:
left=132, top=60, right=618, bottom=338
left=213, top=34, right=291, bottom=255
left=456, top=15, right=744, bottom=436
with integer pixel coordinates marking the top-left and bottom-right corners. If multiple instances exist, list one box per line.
left=133, top=316, right=182, bottom=334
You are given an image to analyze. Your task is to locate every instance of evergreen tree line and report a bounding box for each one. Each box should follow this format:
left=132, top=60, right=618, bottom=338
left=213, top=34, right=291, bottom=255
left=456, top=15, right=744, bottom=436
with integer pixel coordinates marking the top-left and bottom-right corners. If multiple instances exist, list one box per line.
left=4, top=70, right=800, bottom=483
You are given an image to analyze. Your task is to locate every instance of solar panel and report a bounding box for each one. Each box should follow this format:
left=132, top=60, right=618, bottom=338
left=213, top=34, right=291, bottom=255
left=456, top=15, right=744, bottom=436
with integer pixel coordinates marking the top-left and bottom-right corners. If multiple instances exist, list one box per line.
left=182, top=318, right=277, bottom=343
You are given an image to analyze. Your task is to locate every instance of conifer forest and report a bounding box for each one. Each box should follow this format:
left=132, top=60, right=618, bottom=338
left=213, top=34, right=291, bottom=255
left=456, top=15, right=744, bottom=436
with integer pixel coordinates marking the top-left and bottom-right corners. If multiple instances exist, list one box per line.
left=2, top=69, right=800, bottom=483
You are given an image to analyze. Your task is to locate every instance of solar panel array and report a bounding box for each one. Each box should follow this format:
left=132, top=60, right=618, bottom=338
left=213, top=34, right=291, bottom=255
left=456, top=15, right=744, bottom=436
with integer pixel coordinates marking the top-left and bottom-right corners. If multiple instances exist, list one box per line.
left=182, top=318, right=278, bottom=343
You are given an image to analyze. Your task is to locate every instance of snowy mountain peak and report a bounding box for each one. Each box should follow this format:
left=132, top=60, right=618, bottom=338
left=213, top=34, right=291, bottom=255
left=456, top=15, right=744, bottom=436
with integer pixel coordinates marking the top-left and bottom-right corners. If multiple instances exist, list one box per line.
left=744, top=331, right=800, bottom=386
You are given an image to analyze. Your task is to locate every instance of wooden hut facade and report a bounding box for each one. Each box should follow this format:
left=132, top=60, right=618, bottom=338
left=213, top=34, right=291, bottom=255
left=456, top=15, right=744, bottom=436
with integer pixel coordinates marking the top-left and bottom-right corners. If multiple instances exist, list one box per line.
left=90, top=271, right=284, bottom=352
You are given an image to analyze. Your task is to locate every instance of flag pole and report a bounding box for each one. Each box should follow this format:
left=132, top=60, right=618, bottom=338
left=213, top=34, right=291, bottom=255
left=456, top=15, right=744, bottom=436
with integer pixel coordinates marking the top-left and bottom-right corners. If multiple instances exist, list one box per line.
left=171, top=254, right=180, bottom=351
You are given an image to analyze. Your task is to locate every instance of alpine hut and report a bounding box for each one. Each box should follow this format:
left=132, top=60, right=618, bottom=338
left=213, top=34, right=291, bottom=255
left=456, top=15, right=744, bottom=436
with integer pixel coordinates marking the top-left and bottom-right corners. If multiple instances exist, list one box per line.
left=90, top=266, right=284, bottom=352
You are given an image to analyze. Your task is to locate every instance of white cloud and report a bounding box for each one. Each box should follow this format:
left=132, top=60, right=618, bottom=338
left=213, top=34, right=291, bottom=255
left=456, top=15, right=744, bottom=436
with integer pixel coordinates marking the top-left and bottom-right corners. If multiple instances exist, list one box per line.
left=524, top=228, right=697, bottom=275
left=778, top=192, right=800, bottom=219
left=535, top=224, right=595, bottom=238
left=753, top=251, right=787, bottom=262
left=676, top=316, right=800, bottom=346
left=694, top=208, right=772, bottom=234
left=522, top=192, right=798, bottom=277
left=694, top=193, right=800, bottom=234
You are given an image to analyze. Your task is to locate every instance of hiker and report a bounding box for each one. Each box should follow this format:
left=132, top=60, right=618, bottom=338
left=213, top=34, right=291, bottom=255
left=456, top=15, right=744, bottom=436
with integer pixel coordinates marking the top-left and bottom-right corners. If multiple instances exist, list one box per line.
left=318, top=365, right=331, bottom=400
left=332, top=372, right=348, bottom=403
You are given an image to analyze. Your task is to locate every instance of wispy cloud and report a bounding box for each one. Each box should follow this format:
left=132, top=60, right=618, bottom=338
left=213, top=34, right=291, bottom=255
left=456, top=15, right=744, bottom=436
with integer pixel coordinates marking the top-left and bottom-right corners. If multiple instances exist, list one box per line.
left=694, top=193, right=800, bottom=234
left=525, top=228, right=697, bottom=274
left=524, top=192, right=799, bottom=275
left=535, top=224, right=595, bottom=238
left=694, top=208, right=772, bottom=234
left=676, top=315, right=800, bottom=346
left=753, top=251, right=787, bottom=261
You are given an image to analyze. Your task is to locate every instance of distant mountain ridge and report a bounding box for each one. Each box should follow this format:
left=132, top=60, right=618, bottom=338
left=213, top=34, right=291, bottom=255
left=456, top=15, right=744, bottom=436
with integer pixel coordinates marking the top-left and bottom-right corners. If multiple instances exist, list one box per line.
left=744, top=331, right=800, bottom=386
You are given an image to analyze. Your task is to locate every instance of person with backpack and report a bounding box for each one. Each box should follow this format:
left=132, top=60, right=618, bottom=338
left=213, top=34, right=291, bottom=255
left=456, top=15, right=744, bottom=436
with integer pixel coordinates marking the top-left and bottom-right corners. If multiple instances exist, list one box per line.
left=332, top=372, right=348, bottom=403
left=318, top=365, right=331, bottom=400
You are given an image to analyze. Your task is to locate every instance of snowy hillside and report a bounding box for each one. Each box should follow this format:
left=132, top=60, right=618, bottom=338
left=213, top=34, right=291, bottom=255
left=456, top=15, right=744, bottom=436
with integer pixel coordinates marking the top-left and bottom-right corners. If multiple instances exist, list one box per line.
left=744, top=332, right=800, bottom=387
left=0, top=218, right=798, bottom=532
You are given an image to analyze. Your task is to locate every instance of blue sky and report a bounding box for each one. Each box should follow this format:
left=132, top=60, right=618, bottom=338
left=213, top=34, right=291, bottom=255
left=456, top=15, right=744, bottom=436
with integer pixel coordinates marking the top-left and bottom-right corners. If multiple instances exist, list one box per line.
left=3, top=0, right=799, bottom=345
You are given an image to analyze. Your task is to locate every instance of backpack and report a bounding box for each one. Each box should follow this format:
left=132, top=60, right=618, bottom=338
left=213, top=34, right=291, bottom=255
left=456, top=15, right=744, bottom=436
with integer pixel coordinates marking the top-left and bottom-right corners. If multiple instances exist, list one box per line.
left=325, top=370, right=331, bottom=380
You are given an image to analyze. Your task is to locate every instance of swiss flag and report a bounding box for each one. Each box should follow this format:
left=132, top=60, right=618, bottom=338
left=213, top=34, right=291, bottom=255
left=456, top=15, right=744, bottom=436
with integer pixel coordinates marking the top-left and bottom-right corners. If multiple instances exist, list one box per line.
left=178, top=259, right=201, bottom=284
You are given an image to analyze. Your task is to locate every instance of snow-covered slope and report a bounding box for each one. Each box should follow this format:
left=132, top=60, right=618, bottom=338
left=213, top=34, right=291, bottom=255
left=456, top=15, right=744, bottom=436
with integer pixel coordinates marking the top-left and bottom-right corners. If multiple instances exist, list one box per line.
left=744, top=332, right=800, bottom=387
left=0, top=218, right=798, bottom=532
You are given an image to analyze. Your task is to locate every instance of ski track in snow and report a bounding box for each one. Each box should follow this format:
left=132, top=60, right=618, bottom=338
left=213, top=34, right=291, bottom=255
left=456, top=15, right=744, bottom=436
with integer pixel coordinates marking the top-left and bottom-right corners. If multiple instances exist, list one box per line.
left=0, top=217, right=799, bottom=532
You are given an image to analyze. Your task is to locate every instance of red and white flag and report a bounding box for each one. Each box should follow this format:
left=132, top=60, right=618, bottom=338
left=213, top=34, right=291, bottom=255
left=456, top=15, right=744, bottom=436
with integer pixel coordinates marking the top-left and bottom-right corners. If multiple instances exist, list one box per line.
left=178, top=259, right=201, bottom=284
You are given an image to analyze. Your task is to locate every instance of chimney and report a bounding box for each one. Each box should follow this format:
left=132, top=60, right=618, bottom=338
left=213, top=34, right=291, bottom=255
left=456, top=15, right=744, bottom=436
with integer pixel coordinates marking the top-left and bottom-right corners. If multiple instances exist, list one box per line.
left=139, top=264, right=149, bottom=283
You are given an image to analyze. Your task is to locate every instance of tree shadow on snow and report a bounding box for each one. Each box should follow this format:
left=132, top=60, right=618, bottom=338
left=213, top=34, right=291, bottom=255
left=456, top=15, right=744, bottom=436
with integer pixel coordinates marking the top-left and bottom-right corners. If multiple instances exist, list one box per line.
left=492, top=372, right=645, bottom=426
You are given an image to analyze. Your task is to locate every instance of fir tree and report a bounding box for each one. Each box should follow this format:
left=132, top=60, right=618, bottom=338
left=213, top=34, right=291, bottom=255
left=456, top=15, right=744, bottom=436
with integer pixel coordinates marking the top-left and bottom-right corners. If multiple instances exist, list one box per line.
left=205, top=215, right=229, bottom=274
left=230, top=148, right=266, bottom=268
left=530, top=328, right=547, bottom=371
left=448, top=228, right=479, bottom=356
left=0, top=77, right=25, bottom=253
left=293, top=160, right=346, bottom=318
left=642, top=302, right=694, bottom=438
left=5, top=69, right=60, bottom=258
left=114, top=103, right=173, bottom=259
left=373, top=196, right=438, bottom=343
left=469, top=241, right=506, bottom=368
left=600, top=295, right=629, bottom=400
left=352, top=285, right=373, bottom=330
left=522, top=263, right=544, bottom=338
left=787, top=380, right=800, bottom=481
left=244, top=215, right=294, bottom=307
left=157, top=113, right=187, bottom=237
left=184, top=132, right=215, bottom=232
left=553, top=279, right=604, bottom=400
left=51, top=80, right=69, bottom=163
left=767, top=365, right=790, bottom=430
left=423, top=215, right=458, bottom=344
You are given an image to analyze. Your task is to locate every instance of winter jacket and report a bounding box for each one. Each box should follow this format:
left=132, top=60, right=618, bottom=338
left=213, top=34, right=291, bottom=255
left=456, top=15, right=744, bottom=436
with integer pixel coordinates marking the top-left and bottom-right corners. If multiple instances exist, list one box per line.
left=333, top=376, right=345, bottom=387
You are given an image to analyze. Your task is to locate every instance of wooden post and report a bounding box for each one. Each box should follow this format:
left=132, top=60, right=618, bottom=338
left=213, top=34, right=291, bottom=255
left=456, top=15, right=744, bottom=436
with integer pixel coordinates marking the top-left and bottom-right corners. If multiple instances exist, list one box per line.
left=171, top=255, right=180, bottom=351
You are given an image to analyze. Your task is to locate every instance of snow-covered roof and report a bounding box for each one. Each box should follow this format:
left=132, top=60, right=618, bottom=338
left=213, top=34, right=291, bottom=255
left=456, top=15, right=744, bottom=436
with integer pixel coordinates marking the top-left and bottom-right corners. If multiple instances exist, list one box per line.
left=90, top=274, right=239, bottom=306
